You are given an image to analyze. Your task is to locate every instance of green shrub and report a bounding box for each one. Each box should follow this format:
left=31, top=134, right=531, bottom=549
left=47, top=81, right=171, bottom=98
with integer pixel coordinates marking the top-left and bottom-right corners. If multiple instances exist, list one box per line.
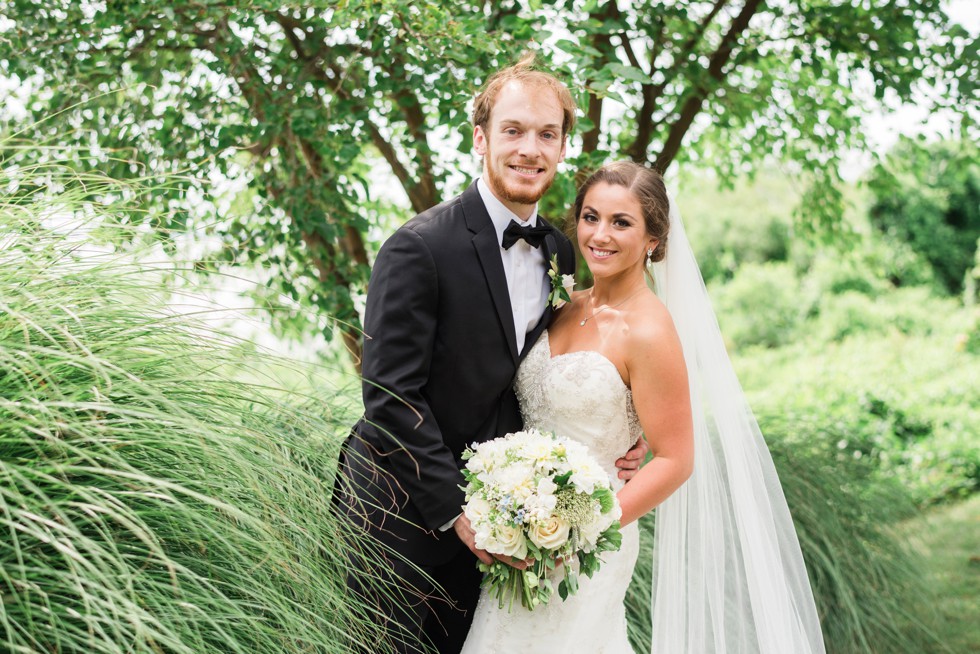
left=809, top=287, right=950, bottom=342
left=868, top=138, right=980, bottom=295
left=711, top=262, right=808, bottom=349
left=735, top=315, right=980, bottom=507
left=682, top=172, right=796, bottom=283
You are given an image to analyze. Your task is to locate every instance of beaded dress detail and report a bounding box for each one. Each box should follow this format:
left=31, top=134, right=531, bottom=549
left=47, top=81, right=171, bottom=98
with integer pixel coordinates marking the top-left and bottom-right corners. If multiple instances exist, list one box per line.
left=460, top=331, right=643, bottom=654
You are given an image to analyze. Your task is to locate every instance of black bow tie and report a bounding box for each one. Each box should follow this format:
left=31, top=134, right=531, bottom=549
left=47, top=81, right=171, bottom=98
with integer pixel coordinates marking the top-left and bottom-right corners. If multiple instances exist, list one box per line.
left=501, top=220, right=551, bottom=249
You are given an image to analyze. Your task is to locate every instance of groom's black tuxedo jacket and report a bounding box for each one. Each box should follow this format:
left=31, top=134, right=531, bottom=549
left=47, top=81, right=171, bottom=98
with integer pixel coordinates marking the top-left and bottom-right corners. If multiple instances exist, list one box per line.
left=342, top=181, right=575, bottom=566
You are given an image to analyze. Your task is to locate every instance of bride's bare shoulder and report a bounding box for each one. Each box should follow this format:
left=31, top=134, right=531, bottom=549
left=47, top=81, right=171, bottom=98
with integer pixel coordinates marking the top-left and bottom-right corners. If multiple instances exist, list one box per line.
left=625, top=291, right=682, bottom=357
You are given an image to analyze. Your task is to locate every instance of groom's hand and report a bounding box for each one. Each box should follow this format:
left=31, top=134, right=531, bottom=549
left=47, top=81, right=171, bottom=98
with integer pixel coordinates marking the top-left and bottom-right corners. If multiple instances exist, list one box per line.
left=616, top=437, right=649, bottom=480
left=454, top=515, right=531, bottom=569
left=453, top=514, right=494, bottom=566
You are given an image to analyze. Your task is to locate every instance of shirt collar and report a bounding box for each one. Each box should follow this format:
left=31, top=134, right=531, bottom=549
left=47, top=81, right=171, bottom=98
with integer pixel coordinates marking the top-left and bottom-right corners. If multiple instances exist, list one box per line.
left=476, top=177, right=539, bottom=247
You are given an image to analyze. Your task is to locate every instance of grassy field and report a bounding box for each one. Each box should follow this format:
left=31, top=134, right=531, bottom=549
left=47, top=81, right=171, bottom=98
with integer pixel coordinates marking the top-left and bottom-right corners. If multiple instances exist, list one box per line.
left=906, top=495, right=980, bottom=654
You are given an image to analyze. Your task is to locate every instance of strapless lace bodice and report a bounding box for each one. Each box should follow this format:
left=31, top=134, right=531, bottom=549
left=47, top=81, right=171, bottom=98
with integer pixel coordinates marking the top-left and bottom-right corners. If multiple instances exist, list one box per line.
left=515, top=331, right=642, bottom=482
left=461, top=330, right=643, bottom=654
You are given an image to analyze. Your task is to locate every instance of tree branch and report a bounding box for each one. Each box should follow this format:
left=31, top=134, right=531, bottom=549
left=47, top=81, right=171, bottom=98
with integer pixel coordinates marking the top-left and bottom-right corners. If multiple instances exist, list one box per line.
left=378, top=22, right=439, bottom=210
left=654, top=0, right=764, bottom=171
left=281, top=21, right=433, bottom=214
left=578, top=1, right=619, bottom=183
left=624, top=19, right=665, bottom=162
left=618, top=32, right=642, bottom=70
left=625, top=0, right=731, bottom=160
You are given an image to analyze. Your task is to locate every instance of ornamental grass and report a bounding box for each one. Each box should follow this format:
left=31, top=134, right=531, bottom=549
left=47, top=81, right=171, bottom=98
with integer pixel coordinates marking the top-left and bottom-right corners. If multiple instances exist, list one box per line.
left=0, top=157, right=397, bottom=653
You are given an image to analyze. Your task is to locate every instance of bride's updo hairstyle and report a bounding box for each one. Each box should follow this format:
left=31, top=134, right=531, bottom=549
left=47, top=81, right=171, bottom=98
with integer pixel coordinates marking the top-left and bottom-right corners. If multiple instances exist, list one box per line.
left=572, top=161, right=670, bottom=263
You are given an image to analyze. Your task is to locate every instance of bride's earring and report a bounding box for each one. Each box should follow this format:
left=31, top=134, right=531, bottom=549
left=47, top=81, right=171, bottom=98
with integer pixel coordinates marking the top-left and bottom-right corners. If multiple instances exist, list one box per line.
left=646, top=247, right=654, bottom=260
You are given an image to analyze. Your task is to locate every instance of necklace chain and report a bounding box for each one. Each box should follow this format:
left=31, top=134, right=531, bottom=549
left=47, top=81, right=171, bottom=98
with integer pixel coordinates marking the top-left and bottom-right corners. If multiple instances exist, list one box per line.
left=579, top=287, right=646, bottom=326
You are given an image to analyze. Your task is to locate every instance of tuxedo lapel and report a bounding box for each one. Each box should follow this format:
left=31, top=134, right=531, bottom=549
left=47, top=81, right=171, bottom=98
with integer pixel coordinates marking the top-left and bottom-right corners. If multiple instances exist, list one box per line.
left=463, top=184, right=520, bottom=363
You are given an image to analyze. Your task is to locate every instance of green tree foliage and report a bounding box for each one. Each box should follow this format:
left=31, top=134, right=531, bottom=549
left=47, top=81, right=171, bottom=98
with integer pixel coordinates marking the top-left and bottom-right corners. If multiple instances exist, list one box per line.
left=868, top=138, right=980, bottom=295
left=1, top=0, right=975, bottom=361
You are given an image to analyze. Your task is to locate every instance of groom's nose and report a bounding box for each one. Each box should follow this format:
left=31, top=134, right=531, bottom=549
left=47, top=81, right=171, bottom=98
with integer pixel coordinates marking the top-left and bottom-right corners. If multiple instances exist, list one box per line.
left=516, top=132, right=541, bottom=158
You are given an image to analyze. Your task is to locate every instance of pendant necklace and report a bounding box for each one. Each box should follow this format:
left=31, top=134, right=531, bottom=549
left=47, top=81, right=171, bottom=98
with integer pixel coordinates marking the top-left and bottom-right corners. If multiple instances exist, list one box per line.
left=579, top=287, right=647, bottom=327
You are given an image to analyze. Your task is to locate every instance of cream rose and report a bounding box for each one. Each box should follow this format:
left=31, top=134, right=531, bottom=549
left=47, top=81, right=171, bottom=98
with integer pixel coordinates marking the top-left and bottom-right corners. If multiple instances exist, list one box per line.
left=528, top=515, right=571, bottom=550
left=493, top=523, right=529, bottom=559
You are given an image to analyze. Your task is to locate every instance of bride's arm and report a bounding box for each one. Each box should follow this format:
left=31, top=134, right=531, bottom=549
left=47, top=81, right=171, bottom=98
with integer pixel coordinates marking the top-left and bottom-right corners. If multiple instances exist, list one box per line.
left=616, top=309, right=694, bottom=527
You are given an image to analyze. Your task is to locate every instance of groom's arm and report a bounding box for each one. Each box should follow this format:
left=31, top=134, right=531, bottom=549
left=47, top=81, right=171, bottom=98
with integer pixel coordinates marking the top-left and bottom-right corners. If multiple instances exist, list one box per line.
left=358, top=226, right=466, bottom=531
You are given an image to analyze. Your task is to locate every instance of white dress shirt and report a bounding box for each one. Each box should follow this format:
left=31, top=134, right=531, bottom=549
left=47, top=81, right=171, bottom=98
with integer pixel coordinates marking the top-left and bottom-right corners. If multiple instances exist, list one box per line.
left=476, top=178, right=550, bottom=354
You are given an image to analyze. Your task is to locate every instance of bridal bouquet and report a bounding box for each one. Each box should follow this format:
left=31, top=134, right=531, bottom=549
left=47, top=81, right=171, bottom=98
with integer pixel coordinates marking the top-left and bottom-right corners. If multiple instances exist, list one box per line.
left=460, top=428, right=622, bottom=611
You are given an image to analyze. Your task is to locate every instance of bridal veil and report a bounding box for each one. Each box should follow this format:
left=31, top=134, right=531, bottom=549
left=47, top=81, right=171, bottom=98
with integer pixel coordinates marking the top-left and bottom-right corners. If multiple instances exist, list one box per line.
left=648, top=194, right=826, bottom=653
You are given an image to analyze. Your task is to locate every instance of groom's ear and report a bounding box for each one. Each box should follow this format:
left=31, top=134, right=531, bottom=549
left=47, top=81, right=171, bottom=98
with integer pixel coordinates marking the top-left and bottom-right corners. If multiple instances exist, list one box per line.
left=473, top=125, right=487, bottom=156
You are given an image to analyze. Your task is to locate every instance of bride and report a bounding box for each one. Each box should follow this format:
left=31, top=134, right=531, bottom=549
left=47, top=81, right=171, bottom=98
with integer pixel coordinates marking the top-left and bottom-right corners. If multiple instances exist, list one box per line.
left=460, top=161, right=825, bottom=653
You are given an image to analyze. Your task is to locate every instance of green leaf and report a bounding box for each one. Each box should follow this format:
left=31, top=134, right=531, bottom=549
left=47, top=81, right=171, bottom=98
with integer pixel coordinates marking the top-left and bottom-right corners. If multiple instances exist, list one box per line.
left=606, top=62, right=654, bottom=85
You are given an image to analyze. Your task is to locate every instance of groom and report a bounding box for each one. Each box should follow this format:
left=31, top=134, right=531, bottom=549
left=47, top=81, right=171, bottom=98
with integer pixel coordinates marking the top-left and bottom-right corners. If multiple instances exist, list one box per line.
left=337, top=55, right=643, bottom=653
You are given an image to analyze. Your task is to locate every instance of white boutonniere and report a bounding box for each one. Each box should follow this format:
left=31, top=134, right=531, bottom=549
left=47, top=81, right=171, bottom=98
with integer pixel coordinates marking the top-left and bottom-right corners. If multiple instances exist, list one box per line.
left=547, top=254, right=574, bottom=309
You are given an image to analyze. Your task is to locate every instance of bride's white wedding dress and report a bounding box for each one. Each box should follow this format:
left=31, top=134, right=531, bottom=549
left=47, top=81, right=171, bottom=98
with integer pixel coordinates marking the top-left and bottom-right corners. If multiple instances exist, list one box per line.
left=460, top=331, right=642, bottom=654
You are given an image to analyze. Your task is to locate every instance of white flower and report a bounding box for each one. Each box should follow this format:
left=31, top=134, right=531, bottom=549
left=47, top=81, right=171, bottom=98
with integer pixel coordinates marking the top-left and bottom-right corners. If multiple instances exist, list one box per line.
left=473, top=523, right=495, bottom=551
left=524, top=491, right=558, bottom=522
left=528, top=515, right=571, bottom=550
left=569, top=461, right=606, bottom=494
left=464, top=497, right=492, bottom=525
left=536, top=476, right=558, bottom=497
left=489, top=463, right=535, bottom=496
left=494, top=523, right=529, bottom=559
left=547, top=255, right=574, bottom=309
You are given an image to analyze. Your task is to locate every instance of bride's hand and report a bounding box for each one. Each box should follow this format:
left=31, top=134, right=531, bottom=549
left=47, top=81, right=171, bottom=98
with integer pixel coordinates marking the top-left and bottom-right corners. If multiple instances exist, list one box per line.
left=615, top=437, right=649, bottom=480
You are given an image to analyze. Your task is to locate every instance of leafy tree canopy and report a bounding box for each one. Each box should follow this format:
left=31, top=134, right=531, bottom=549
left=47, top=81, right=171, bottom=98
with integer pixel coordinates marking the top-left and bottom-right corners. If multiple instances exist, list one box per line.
left=1, top=0, right=975, bottom=363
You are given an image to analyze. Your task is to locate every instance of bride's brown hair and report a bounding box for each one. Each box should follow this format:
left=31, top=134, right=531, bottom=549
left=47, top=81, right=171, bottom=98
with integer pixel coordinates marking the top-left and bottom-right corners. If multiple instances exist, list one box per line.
left=572, top=161, right=670, bottom=263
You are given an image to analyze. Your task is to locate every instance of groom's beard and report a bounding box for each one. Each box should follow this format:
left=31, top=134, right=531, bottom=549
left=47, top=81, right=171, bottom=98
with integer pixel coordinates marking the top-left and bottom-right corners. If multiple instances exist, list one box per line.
left=484, top=145, right=557, bottom=207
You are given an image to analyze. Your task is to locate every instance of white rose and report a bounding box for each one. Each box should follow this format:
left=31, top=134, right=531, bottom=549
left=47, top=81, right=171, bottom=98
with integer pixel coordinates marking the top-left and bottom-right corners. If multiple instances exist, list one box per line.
left=493, top=523, right=529, bottom=559
left=561, top=274, right=575, bottom=294
left=528, top=515, right=571, bottom=551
